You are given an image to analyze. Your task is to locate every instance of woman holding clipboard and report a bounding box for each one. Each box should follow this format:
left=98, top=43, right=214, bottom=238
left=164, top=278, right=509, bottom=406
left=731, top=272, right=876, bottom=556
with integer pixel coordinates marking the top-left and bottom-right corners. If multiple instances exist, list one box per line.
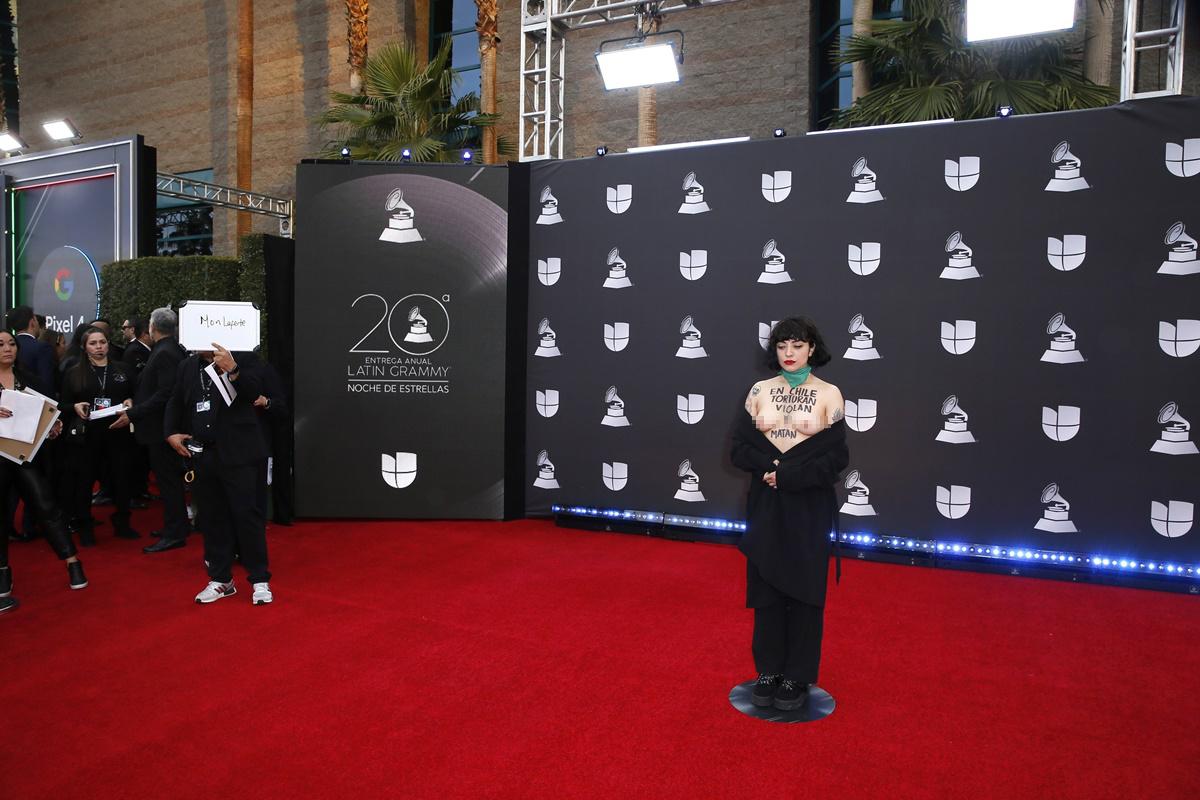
left=0, top=331, right=87, bottom=613
left=60, top=326, right=139, bottom=545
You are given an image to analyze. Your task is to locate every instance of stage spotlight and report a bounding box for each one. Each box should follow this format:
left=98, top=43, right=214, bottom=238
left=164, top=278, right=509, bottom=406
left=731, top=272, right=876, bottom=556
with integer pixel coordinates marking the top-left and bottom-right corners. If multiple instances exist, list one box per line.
left=996, top=105, right=1014, bottom=118
left=42, top=118, right=81, bottom=141
left=595, top=30, right=684, bottom=90
left=462, top=150, right=474, bottom=163
left=339, top=146, right=351, bottom=159
left=0, top=131, right=27, bottom=153
left=401, top=148, right=412, bottom=161
left=596, top=145, right=609, bottom=157
left=773, top=128, right=786, bottom=138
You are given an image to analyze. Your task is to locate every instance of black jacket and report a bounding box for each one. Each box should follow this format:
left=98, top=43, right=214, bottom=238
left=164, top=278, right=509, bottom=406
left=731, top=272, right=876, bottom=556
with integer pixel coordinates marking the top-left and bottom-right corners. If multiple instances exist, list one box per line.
left=164, top=352, right=268, bottom=466
left=126, top=337, right=188, bottom=445
left=16, top=333, right=56, bottom=397
left=123, top=338, right=153, bottom=378
left=731, top=415, right=849, bottom=608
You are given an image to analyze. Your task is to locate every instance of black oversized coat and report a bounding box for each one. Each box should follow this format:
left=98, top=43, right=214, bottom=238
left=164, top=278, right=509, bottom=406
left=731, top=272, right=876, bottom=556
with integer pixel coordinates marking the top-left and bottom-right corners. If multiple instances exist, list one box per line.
left=730, top=414, right=849, bottom=608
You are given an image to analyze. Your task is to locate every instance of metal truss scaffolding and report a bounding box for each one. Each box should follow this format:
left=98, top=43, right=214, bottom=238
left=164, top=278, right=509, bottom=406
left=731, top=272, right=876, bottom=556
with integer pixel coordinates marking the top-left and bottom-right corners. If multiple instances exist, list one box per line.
left=518, top=0, right=741, bottom=161
left=155, top=173, right=294, bottom=236
left=1121, top=0, right=1187, bottom=100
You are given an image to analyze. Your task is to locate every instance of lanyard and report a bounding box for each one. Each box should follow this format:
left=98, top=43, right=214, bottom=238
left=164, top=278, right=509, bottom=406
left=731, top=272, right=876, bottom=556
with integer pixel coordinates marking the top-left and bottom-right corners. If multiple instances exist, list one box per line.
left=93, top=364, right=108, bottom=393
left=198, top=364, right=213, bottom=404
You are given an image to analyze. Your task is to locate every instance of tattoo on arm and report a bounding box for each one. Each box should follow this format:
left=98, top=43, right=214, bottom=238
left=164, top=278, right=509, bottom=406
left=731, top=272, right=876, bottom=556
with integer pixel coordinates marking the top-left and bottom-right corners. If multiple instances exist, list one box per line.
left=831, top=407, right=844, bottom=423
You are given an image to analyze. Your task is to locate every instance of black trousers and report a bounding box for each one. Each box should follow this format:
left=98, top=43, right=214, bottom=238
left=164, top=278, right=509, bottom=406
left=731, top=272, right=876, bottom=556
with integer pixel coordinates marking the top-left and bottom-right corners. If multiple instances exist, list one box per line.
left=147, top=440, right=189, bottom=541
left=193, top=457, right=269, bottom=585
left=748, top=562, right=825, bottom=683
left=0, top=459, right=77, bottom=566
left=70, top=426, right=133, bottom=529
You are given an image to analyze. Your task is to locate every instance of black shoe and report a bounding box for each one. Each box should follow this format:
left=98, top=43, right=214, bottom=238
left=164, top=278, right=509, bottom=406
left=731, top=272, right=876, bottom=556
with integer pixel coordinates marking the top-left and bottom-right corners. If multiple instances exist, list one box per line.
left=67, top=561, right=88, bottom=590
left=143, top=538, right=185, bottom=554
left=149, top=529, right=163, bottom=538
left=0, top=566, right=11, bottom=597
left=773, top=679, right=809, bottom=711
left=114, top=528, right=142, bottom=540
left=751, top=673, right=781, bottom=707
left=91, top=493, right=114, bottom=507
left=0, top=596, right=18, bottom=613
left=129, top=499, right=149, bottom=510
left=8, top=531, right=36, bottom=543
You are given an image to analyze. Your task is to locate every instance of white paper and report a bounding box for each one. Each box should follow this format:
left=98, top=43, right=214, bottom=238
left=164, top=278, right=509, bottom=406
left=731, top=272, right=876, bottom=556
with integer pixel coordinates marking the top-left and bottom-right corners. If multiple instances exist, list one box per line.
left=0, top=389, right=44, bottom=443
left=20, top=388, right=61, bottom=465
left=204, top=362, right=238, bottom=406
left=88, top=403, right=126, bottom=421
left=179, top=300, right=261, bottom=353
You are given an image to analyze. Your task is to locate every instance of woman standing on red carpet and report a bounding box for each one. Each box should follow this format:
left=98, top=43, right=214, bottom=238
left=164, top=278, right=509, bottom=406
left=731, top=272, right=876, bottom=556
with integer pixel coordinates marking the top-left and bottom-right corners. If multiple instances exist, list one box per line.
left=731, top=317, right=848, bottom=712
left=0, top=331, right=88, bottom=614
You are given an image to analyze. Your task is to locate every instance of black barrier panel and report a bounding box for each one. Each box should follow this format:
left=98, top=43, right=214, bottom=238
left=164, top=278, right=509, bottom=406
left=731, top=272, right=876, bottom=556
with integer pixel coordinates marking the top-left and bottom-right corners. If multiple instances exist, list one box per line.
left=525, top=97, right=1200, bottom=565
left=294, top=163, right=508, bottom=519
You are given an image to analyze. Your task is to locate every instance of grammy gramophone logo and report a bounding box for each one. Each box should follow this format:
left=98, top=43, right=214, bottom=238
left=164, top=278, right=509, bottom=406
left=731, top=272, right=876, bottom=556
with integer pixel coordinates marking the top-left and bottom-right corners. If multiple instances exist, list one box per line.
left=1158, top=221, right=1199, bottom=275
left=758, top=320, right=780, bottom=350
left=935, top=395, right=975, bottom=444
left=1164, top=138, right=1200, bottom=178
left=537, top=257, right=561, bottom=286
left=846, top=157, right=883, bottom=203
left=1041, top=405, right=1081, bottom=442
left=941, top=231, right=980, bottom=280
left=761, top=171, right=792, bottom=203
left=844, top=399, right=877, bottom=432
left=758, top=239, right=791, bottom=284
left=535, top=389, right=559, bottom=418
left=606, top=184, right=632, bottom=214
left=676, top=393, right=705, bottom=425
left=676, top=316, right=707, bottom=359
left=1034, top=483, right=1077, bottom=533
left=847, top=242, right=881, bottom=276
left=840, top=470, right=876, bottom=516
left=1047, top=235, right=1087, bottom=271
left=944, top=156, right=980, bottom=191
left=603, top=322, right=630, bottom=352
left=402, top=306, right=433, bottom=343
left=679, top=250, right=708, bottom=281
left=603, top=247, right=632, bottom=289
left=601, top=386, right=630, bottom=427
left=936, top=485, right=971, bottom=519
left=940, top=320, right=976, bottom=355
left=534, top=318, right=561, bottom=358
left=674, top=459, right=706, bottom=502
left=603, top=461, right=628, bottom=492
left=381, top=452, right=417, bottom=489
left=1150, top=401, right=1198, bottom=455
left=844, top=314, right=880, bottom=360
left=1041, top=313, right=1085, bottom=363
left=1045, top=141, right=1090, bottom=192
left=378, top=188, right=424, bottom=244
left=533, top=450, right=559, bottom=489
left=1158, top=319, right=1200, bottom=357
left=1151, top=500, right=1194, bottom=538
left=536, top=186, right=563, bottom=225
left=678, top=172, right=711, bottom=214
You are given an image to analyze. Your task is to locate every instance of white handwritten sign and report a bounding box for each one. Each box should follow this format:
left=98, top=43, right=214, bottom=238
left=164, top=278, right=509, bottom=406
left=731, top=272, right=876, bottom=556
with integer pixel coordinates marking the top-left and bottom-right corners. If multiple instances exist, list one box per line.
left=178, top=300, right=261, bottom=353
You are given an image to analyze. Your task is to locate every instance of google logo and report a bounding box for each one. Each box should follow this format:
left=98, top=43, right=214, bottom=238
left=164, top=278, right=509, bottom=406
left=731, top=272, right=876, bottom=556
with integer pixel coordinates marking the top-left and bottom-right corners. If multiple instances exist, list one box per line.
left=54, top=268, right=74, bottom=301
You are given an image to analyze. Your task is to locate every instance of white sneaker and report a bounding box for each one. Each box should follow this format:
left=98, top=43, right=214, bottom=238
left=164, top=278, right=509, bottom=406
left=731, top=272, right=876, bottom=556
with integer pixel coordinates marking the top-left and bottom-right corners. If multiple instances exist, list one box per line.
left=195, top=581, right=236, bottom=604
left=251, top=582, right=273, bottom=605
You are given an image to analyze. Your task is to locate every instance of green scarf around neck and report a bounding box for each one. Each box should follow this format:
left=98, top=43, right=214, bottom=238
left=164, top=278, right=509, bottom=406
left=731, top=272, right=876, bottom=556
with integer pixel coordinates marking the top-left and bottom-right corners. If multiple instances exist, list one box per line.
left=779, top=366, right=812, bottom=388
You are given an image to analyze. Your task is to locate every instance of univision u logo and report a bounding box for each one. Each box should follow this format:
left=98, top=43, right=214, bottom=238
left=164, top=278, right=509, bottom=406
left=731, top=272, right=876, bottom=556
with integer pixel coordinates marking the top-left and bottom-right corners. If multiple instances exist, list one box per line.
left=1158, top=319, right=1200, bottom=357
left=676, top=394, right=705, bottom=424
left=1165, top=139, right=1200, bottom=178
left=1041, top=405, right=1081, bottom=441
left=606, top=184, right=632, bottom=214
left=381, top=452, right=417, bottom=489
left=936, top=485, right=971, bottom=519
left=603, top=461, right=628, bottom=491
left=939, top=320, right=976, bottom=355
left=1047, top=236, right=1086, bottom=271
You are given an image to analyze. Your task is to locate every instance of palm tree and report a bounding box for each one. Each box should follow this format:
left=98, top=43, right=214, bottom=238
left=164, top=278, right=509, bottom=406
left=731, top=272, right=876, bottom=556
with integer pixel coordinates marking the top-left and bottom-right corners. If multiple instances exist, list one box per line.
left=475, top=0, right=499, bottom=163
left=831, top=0, right=1117, bottom=128
left=317, top=39, right=511, bottom=162
left=347, top=0, right=369, bottom=92
left=236, top=0, right=253, bottom=239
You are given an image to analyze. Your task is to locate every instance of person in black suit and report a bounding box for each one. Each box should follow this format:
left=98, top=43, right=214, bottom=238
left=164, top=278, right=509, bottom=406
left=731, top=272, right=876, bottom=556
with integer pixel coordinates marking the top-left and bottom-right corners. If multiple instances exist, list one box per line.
left=114, top=309, right=190, bottom=553
left=121, top=316, right=153, bottom=503
left=6, top=306, right=55, bottom=396
left=165, top=342, right=274, bottom=605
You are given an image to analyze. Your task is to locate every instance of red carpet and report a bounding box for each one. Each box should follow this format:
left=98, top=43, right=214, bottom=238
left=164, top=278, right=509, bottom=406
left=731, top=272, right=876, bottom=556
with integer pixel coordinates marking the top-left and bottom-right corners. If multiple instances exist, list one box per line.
left=3, top=514, right=1199, bottom=799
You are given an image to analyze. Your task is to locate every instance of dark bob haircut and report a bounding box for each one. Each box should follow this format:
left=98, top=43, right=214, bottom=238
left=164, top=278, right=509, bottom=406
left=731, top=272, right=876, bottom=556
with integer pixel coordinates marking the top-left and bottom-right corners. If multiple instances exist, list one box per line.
left=765, top=316, right=832, bottom=370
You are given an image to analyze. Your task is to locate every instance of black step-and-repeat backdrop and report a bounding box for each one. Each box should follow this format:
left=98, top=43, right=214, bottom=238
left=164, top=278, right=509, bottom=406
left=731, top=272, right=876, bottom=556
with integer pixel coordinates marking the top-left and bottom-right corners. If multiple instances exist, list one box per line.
left=525, top=96, right=1200, bottom=564
left=295, top=163, right=508, bottom=518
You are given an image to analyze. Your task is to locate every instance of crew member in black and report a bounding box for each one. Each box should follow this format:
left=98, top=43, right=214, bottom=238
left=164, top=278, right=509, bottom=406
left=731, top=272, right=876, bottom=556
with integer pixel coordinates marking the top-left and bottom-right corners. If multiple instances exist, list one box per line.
left=116, top=308, right=190, bottom=553
left=60, top=326, right=140, bottom=544
left=731, top=317, right=848, bottom=712
left=165, top=343, right=274, bottom=605
left=0, top=331, right=88, bottom=612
